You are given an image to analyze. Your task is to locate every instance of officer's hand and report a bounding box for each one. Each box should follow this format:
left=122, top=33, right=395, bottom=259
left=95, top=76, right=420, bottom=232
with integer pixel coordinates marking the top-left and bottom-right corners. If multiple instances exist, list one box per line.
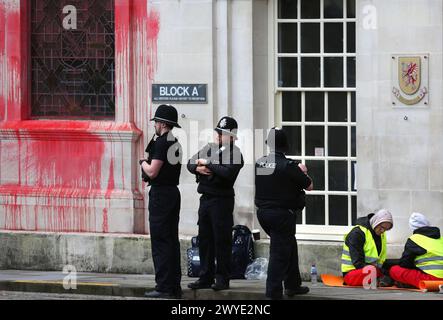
left=141, top=161, right=150, bottom=173
left=196, top=166, right=212, bottom=176
left=298, top=163, right=308, bottom=174
left=196, top=159, right=208, bottom=166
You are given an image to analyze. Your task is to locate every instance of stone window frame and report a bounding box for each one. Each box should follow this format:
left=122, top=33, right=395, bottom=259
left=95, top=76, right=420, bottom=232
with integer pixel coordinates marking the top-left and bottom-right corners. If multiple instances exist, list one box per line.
left=2, top=0, right=136, bottom=124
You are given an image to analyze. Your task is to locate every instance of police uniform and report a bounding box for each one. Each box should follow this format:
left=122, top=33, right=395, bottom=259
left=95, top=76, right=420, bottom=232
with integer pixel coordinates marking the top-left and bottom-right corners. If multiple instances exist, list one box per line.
left=254, top=128, right=312, bottom=299
left=187, top=117, right=244, bottom=290
left=142, top=105, right=182, bottom=299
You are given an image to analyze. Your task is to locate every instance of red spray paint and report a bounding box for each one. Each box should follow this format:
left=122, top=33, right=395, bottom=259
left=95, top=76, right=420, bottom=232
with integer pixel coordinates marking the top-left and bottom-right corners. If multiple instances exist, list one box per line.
left=0, top=1, right=160, bottom=233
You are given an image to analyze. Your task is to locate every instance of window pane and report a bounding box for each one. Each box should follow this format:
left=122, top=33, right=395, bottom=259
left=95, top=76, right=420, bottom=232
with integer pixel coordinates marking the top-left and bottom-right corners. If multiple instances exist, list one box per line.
left=305, top=126, right=324, bottom=156
left=282, top=126, right=301, bottom=156
left=351, top=92, right=356, bottom=122
left=324, top=57, right=343, bottom=87
left=282, top=92, right=301, bottom=122
left=305, top=92, right=324, bottom=122
left=328, top=92, right=347, bottom=122
left=31, top=0, right=115, bottom=119
left=347, top=57, right=356, bottom=87
left=278, top=57, right=298, bottom=87
left=301, top=0, right=320, bottom=18
left=301, top=57, right=320, bottom=87
left=306, top=195, right=325, bottom=225
left=351, top=195, right=357, bottom=225
left=329, top=161, right=347, bottom=191
left=324, top=0, right=343, bottom=18
left=279, top=0, right=298, bottom=19
left=324, top=23, right=343, bottom=53
left=328, top=126, right=347, bottom=156
left=351, top=161, right=357, bottom=191
left=351, top=126, right=356, bottom=157
left=301, top=23, right=320, bottom=53
left=329, top=195, right=348, bottom=226
left=347, top=22, right=355, bottom=53
left=347, top=0, right=356, bottom=18
left=306, top=160, right=325, bottom=190
left=278, top=23, right=298, bottom=53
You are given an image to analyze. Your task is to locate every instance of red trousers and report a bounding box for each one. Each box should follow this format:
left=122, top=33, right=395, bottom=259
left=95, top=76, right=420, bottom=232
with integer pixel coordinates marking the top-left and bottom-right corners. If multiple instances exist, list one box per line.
left=343, top=267, right=383, bottom=286
left=389, top=265, right=443, bottom=289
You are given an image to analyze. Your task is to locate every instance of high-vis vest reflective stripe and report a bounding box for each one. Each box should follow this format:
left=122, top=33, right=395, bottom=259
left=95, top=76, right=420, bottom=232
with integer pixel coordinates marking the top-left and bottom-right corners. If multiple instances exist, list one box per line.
left=410, top=234, right=443, bottom=278
left=341, top=225, right=387, bottom=273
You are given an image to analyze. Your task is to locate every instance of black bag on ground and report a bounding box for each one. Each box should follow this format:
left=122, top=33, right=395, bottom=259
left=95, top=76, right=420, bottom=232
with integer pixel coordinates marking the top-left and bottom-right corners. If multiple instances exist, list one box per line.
left=187, top=236, right=200, bottom=277
left=186, top=225, right=255, bottom=279
left=230, top=225, right=255, bottom=279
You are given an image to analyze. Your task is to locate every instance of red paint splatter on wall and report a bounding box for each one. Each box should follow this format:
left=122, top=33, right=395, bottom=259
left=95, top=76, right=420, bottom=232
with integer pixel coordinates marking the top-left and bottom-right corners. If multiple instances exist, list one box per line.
left=131, top=0, right=160, bottom=177
left=103, top=157, right=115, bottom=233
left=0, top=121, right=107, bottom=232
left=0, top=2, right=6, bottom=121
left=130, top=1, right=160, bottom=235
left=0, top=1, right=159, bottom=234
left=0, top=1, right=27, bottom=122
left=28, top=135, right=104, bottom=190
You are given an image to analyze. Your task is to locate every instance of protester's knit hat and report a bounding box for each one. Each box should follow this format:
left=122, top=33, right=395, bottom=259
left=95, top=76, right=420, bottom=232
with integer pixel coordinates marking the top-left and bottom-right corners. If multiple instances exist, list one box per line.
left=370, top=209, right=393, bottom=230
left=409, top=212, right=430, bottom=232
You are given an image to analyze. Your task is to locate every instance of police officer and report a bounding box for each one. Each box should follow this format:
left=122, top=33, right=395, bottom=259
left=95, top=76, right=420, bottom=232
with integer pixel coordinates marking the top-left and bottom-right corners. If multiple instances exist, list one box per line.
left=187, top=116, right=244, bottom=291
left=255, top=127, right=313, bottom=300
left=140, top=104, right=183, bottom=299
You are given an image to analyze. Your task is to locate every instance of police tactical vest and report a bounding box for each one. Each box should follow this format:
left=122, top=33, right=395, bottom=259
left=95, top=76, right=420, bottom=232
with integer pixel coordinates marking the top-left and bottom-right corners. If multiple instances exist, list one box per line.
left=410, top=234, right=443, bottom=278
left=255, top=153, right=305, bottom=210
left=341, top=225, right=387, bottom=273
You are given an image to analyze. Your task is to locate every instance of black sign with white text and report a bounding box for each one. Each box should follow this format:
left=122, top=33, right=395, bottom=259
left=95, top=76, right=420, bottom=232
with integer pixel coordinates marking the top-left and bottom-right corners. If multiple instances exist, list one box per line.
left=152, top=84, right=207, bottom=103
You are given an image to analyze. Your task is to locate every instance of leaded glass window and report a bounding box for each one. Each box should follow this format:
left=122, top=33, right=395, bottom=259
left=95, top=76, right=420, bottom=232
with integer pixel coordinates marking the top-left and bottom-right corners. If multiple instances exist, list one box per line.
left=31, top=0, right=115, bottom=119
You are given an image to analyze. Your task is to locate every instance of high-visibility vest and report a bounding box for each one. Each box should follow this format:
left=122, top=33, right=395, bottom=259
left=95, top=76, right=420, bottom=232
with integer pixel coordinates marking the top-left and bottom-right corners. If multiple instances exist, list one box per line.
left=410, top=234, right=443, bottom=278
left=341, top=225, right=387, bottom=273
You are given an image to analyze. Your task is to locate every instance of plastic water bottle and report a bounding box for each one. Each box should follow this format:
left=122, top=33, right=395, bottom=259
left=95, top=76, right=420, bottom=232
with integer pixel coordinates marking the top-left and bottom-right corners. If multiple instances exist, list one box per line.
left=310, top=263, right=318, bottom=285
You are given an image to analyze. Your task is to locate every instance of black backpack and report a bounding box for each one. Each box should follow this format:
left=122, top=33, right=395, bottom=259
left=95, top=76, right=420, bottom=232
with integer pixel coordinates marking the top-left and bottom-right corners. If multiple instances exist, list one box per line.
left=187, top=236, right=200, bottom=277
left=186, top=225, right=255, bottom=279
left=230, top=225, right=254, bottom=279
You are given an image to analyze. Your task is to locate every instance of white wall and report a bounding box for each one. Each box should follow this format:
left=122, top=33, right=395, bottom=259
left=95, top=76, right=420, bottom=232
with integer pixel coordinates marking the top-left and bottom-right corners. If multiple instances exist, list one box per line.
left=356, top=0, right=443, bottom=244
left=150, top=0, right=257, bottom=235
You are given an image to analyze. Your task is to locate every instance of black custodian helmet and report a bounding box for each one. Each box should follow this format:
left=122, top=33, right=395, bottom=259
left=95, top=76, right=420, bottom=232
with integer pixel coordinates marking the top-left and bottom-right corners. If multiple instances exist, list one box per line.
left=214, top=116, right=238, bottom=137
left=266, top=127, right=289, bottom=152
left=150, top=104, right=181, bottom=128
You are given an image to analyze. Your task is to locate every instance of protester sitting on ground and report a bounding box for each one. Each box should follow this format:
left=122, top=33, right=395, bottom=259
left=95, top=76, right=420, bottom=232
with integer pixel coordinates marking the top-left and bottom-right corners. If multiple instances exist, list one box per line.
left=389, top=212, right=443, bottom=288
left=341, top=209, right=395, bottom=287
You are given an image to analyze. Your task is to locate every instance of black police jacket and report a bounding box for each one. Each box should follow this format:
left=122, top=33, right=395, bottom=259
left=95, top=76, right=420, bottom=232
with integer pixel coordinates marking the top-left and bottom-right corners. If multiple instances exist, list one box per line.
left=399, top=226, right=441, bottom=269
left=254, top=152, right=311, bottom=211
left=187, top=143, right=244, bottom=197
left=343, top=214, right=382, bottom=274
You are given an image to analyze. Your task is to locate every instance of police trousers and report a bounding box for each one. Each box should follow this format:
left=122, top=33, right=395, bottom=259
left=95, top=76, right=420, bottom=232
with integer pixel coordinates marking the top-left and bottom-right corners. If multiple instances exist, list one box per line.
left=257, top=208, right=302, bottom=299
left=198, top=194, right=234, bottom=285
left=148, top=185, right=181, bottom=294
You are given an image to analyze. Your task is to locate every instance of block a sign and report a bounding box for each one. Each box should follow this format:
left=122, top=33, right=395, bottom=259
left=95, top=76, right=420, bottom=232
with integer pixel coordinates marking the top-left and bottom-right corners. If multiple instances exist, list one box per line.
left=152, top=84, right=207, bottom=103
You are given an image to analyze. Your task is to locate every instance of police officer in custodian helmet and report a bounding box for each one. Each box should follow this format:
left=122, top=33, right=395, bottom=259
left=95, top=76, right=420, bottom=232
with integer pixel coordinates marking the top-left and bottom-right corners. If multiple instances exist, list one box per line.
left=187, top=116, right=244, bottom=291
left=255, top=127, right=313, bottom=300
left=140, top=104, right=183, bottom=299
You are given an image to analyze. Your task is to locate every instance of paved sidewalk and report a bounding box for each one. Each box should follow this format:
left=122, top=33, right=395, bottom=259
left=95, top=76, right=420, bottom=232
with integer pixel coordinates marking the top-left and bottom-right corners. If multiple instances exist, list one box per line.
left=0, top=270, right=441, bottom=300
